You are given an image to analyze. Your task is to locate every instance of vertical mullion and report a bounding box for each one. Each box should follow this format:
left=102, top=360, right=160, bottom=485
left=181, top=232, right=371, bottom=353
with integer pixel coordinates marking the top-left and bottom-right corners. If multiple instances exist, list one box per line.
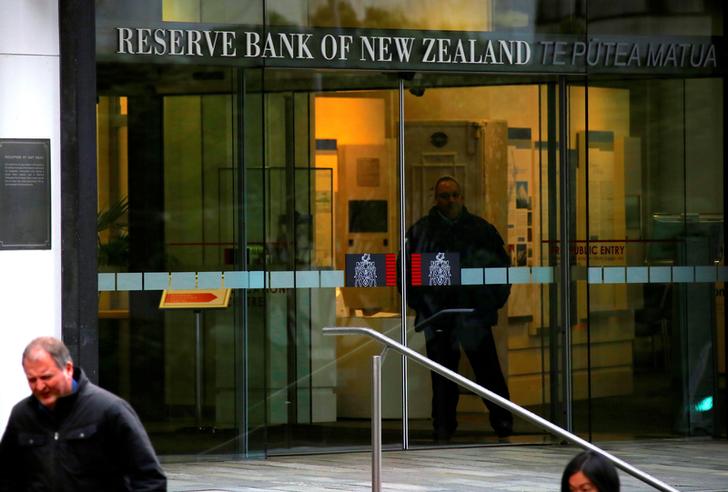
left=559, top=76, right=574, bottom=432
left=398, top=79, right=409, bottom=450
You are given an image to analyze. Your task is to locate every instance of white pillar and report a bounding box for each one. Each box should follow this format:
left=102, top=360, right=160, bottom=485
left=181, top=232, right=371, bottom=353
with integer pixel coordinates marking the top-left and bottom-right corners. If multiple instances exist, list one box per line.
left=0, top=0, right=61, bottom=434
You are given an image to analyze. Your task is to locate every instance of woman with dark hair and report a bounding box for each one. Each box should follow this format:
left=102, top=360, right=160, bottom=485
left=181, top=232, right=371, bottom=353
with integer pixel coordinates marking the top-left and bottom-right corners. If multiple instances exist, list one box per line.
left=561, top=450, right=620, bottom=492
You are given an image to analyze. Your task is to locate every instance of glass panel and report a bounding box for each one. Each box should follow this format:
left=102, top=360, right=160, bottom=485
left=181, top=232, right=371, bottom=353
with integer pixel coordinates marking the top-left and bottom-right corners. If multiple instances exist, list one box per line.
left=96, top=0, right=267, bottom=458
left=587, top=1, right=723, bottom=36
left=583, top=77, right=724, bottom=439
left=96, top=65, right=246, bottom=455
left=402, top=74, right=572, bottom=445
left=99, top=0, right=585, bottom=32
left=265, top=0, right=583, bottom=32
left=255, top=69, right=403, bottom=453
left=162, top=0, right=263, bottom=23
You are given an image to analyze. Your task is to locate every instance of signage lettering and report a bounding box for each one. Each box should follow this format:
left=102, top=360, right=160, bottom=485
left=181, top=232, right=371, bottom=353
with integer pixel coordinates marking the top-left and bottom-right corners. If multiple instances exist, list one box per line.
left=243, top=32, right=314, bottom=59
left=117, top=27, right=238, bottom=57
left=109, top=26, right=720, bottom=73
left=420, top=38, right=530, bottom=65
left=539, top=40, right=717, bottom=68
left=548, top=244, right=627, bottom=257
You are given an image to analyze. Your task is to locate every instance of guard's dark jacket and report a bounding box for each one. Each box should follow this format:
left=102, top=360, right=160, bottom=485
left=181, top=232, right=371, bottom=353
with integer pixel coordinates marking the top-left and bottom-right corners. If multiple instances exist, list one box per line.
left=0, top=367, right=166, bottom=492
left=405, top=206, right=511, bottom=331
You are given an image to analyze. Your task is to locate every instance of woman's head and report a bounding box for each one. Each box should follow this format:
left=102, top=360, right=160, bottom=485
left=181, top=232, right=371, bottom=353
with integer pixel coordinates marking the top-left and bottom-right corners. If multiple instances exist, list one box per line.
left=561, top=451, right=620, bottom=492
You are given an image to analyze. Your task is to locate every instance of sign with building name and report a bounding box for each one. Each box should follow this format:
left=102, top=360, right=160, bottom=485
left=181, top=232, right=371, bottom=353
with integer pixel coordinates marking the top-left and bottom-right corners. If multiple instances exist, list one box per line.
left=0, top=139, right=50, bottom=249
left=97, top=23, right=722, bottom=75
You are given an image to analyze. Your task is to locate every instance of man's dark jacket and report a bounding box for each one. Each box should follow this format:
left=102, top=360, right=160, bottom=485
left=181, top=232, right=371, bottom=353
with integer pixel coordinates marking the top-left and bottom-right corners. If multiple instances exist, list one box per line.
left=0, top=367, right=166, bottom=491
left=405, top=206, right=511, bottom=331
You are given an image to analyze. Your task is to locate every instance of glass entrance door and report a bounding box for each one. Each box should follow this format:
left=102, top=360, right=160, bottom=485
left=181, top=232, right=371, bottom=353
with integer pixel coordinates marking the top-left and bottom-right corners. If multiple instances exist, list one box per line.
left=96, top=64, right=247, bottom=456
left=578, top=77, right=725, bottom=440
left=401, top=75, right=579, bottom=445
left=398, top=74, right=725, bottom=447
left=253, top=71, right=583, bottom=452
left=253, top=73, right=722, bottom=453
left=250, top=70, right=405, bottom=453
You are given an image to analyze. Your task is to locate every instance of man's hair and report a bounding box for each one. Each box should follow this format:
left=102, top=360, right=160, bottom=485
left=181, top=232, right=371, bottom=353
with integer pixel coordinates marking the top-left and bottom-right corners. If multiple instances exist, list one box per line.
left=433, top=175, right=461, bottom=197
left=22, top=337, right=73, bottom=370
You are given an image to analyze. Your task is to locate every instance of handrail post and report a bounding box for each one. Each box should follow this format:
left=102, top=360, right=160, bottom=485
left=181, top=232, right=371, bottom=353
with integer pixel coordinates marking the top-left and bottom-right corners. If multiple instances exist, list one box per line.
left=194, top=309, right=203, bottom=430
left=372, top=355, right=382, bottom=492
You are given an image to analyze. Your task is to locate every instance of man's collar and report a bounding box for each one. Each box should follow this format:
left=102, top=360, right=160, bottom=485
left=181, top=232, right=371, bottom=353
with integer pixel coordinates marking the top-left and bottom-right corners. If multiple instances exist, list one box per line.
left=433, top=207, right=465, bottom=225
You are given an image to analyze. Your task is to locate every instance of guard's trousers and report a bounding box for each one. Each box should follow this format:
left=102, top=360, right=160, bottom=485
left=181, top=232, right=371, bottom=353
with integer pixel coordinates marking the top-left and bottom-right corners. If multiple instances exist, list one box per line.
left=424, top=319, right=513, bottom=436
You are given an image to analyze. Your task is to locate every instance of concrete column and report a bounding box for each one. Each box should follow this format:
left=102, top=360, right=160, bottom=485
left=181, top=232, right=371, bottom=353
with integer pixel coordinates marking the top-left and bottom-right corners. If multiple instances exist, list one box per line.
left=0, top=0, right=61, bottom=433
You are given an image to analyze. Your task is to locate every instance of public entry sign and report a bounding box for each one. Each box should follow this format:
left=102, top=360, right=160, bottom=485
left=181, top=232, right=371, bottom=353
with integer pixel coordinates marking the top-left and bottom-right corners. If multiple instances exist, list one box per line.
left=0, top=139, right=50, bottom=250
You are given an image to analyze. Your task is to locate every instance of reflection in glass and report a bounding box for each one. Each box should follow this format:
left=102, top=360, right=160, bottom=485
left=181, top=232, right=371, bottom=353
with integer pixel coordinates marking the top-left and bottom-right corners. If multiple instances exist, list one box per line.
left=97, top=68, right=245, bottom=456
left=266, top=0, right=583, bottom=32
left=582, top=78, right=724, bottom=439
left=403, top=80, right=565, bottom=445
left=258, top=74, right=404, bottom=453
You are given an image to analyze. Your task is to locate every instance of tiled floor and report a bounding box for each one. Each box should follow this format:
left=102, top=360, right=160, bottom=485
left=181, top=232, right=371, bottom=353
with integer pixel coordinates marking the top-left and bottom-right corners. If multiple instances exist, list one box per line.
left=164, top=438, right=728, bottom=491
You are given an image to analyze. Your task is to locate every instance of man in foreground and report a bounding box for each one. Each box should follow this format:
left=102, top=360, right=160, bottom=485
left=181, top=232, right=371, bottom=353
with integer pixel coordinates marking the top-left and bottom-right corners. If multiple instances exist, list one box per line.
left=0, top=336, right=167, bottom=491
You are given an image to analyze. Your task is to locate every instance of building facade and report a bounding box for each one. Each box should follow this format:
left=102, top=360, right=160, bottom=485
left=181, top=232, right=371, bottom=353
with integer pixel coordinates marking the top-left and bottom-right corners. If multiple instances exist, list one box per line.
left=1, top=0, right=726, bottom=459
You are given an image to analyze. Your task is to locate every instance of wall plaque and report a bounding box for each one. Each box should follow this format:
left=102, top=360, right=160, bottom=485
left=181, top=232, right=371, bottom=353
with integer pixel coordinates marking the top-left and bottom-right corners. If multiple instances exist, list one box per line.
left=0, top=139, right=51, bottom=249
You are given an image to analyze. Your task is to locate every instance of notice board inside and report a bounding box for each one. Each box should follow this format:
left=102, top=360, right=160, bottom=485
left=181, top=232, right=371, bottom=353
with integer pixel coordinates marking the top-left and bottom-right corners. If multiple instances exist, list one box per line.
left=0, top=139, right=51, bottom=249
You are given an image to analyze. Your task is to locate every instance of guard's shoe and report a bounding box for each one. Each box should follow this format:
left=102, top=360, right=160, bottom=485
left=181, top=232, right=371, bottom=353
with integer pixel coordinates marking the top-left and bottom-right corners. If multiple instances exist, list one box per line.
left=494, top=424, right=513, bottom=438
left=433, top=428, right=454, bottom=443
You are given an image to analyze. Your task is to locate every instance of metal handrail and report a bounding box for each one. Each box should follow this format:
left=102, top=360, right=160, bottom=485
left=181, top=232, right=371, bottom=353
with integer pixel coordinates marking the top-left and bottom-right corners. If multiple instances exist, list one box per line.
left=323, top=326, right=680, bottom=492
